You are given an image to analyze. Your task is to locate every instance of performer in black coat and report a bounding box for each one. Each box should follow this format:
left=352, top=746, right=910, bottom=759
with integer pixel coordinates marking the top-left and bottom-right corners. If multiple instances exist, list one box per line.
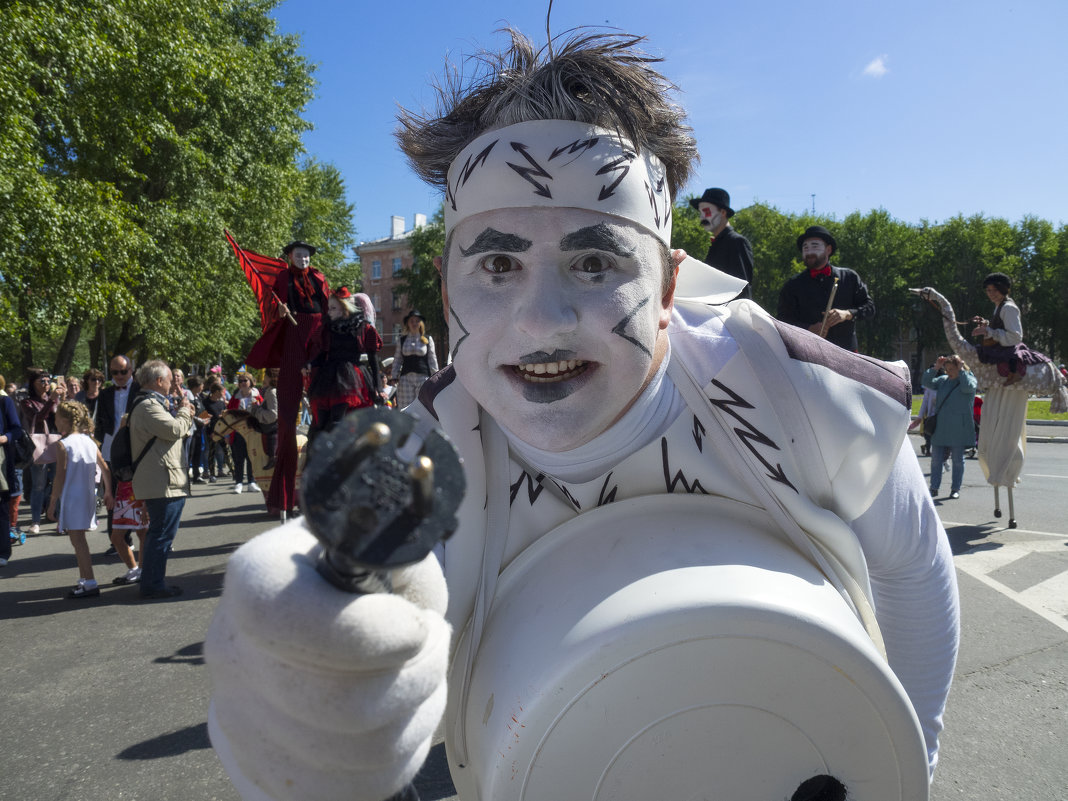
left=690, top=187, right=753, bottom=300
left=776, top=225, right=874, bottom=352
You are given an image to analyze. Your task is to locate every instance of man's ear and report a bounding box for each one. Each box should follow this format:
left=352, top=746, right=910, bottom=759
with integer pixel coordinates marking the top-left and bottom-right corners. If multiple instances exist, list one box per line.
left=660, top=252, right=682, bottom=330
left=434, top=256, right=448, bottom=310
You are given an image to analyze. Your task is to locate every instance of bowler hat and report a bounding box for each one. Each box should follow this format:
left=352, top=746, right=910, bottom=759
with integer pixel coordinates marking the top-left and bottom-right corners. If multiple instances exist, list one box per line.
left=689, top=188, right=735, bottom=218
left=403, top=310, right=425, bottom=324
left=282, top=240, right=317, bottom=256
left=796, top=225, right=837, bottom=254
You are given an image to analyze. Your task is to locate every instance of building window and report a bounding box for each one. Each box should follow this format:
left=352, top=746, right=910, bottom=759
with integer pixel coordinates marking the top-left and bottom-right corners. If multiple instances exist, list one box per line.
left=371, top=260, right=382, bottom=280
left=392, top=257, right=403, bottom=276
left=393, top=323, right=402, bottom=341
left=372, top=294, right=381, bottom=312
left=392, top=291, right=402, bottom=311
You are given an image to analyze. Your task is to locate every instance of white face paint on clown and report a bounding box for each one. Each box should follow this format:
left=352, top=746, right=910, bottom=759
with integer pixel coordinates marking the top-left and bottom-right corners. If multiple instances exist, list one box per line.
left=801, top=238, right=831, bottom=269
left=442, top=206, right=676, bottom=452
left=697, top=202, right=727, bottom=236
left=288, top=246, right=311, bottom=271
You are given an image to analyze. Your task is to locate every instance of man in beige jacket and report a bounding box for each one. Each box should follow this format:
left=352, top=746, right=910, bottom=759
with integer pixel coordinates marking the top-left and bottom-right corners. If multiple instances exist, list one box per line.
left=130, top=360, right=193, bottom=599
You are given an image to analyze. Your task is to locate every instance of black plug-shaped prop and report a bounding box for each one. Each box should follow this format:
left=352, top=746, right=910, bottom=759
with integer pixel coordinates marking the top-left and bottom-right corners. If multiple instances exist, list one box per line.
left=300, top=407, right=465, bottom=595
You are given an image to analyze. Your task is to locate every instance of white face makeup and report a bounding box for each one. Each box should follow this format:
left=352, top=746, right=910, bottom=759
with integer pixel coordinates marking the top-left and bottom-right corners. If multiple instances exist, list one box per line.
left=801, top=238, right=831, bottom=269
left=288, top=247, right=311, bottom=270
left=445, top=207, right=674, bottom=452
left=697, top=202, right=726, bottom=235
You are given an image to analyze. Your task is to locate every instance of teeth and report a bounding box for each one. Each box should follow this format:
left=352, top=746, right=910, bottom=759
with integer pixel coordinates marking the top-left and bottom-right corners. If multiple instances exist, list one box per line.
left=518, top=359, right=586, bottom=378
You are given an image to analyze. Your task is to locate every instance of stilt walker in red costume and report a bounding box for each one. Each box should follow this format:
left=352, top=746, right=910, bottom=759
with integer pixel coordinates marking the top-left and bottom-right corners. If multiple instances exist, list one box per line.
left=242, top=240, right=330, bottom=518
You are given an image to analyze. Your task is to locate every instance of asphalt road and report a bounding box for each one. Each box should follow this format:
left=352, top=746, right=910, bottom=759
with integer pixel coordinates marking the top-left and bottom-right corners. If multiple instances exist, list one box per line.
left=2, top=437, right=1066, bottom=800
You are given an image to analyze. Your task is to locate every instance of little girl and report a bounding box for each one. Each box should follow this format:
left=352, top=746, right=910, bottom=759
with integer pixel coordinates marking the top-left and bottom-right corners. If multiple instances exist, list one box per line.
left=47, top=401, right=114, bottom=599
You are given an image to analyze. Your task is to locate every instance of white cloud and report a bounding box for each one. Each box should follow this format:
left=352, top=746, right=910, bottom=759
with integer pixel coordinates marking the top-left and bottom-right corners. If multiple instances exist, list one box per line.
left=863, top=54, right=889, bottom=78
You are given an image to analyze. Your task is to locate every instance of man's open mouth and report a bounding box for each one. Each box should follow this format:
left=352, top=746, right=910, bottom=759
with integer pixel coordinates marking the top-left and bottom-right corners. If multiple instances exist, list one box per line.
left=513, top=359, right=589, bottom=383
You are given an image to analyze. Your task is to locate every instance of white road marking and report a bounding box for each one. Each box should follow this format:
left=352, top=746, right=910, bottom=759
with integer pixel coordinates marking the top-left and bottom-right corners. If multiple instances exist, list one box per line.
left=1023, top=473, right=1068, bottom=479
left=943, top=521, right=1068, bottom=634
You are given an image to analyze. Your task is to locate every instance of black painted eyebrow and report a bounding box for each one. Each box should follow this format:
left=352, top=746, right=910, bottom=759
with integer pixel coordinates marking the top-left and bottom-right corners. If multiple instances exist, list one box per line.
left=559, top=223, right=636, bottom=257
left=459, top=228, right=532, bottom=256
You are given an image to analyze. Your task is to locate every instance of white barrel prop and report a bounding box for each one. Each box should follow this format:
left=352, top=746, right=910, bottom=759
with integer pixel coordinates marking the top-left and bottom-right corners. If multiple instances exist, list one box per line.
left=445, top=495, right=928, bottom=801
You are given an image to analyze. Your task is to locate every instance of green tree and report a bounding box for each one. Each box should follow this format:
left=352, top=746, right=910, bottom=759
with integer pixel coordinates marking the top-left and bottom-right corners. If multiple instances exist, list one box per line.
left=394, top=205, right=448, bottom=354
left=0, top=0, right=354, bottom=379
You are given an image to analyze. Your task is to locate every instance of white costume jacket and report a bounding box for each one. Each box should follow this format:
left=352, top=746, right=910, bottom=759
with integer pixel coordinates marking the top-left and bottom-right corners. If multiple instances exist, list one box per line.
left=408, top=299, right=958, bottom=779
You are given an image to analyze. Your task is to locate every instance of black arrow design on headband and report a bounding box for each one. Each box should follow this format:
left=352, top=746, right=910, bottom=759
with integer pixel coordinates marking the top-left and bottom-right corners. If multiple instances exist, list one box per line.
left=549, top=137, right=599, bottom=165
left=644, top=175, right=668, bottom=229
left=596, top=151, right=636, bottom=200
left=611, top=296, right=652, bottom=356
left=507, top=142, right=553, bottom=198
left=446, top=140, right=498, bottom=210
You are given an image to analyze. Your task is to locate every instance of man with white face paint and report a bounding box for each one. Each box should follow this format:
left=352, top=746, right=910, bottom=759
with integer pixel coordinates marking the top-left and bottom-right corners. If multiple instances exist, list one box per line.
left=246, top=240, right=330, bottom=517
left=690, top=187, right=754, bottom=300
left=777, top=225, right=875, bottom=352
left=206, top=30, right=958, bottom=801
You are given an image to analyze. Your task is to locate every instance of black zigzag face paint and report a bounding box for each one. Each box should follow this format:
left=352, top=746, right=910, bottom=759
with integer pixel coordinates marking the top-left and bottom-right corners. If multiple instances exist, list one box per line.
left=444, top=207, right=671, bottom=453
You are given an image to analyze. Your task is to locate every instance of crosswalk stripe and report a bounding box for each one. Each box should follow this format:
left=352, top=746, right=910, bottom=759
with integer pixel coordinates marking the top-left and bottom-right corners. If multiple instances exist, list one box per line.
left=943, top=521, right=1068, bottom=634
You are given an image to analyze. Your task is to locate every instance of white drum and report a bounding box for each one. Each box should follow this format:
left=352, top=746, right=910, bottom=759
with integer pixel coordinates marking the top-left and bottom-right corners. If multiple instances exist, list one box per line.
left=445, top=495, right=928, bottom=801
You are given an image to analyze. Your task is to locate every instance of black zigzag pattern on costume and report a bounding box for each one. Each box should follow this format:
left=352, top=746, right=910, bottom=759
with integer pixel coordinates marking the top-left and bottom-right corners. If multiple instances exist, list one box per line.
left=643, top=175, right=668, bottom=230
left=510, top=470, right=546, bottom=507
left=707, top=379, right=797, bottom=492
left=597, top=472, right=618, bottom=506
left=662, top=438, right=708, bottom=495
left=596, top=152, right=635, bottom=200
left=549, top=137, right=599, bottom=164
left=692, top=415, right=706, bottom=453
left=554, top=481, right=581, bottom=510
left=446, top=140, right=498, bottom=210
left=507, top=142, right=552, bottom=198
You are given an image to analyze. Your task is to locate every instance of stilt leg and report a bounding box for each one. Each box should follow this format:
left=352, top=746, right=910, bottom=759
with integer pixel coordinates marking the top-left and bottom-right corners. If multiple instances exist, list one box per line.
left=993, top=486, right=1002, bottom=518
left=1007, top=487, right=1017, bottom=529
left=280, top=509, right=287, bottom=525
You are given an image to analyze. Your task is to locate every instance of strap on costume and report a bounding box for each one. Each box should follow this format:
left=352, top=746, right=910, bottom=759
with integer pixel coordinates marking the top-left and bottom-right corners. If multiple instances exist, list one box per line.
left=665, top=340, right=886, bottom=659
left=450, top=409, right=512, bottom=769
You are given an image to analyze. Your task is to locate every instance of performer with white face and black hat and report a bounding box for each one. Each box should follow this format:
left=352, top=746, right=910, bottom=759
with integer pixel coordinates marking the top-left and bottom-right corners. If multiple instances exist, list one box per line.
left=776, top=225, right=875, bottom=352
left=206, top=29, right=958, bottom=801
left=246, top=240, right=330, bottom=517
left=690, top=187, right=754, bottom=300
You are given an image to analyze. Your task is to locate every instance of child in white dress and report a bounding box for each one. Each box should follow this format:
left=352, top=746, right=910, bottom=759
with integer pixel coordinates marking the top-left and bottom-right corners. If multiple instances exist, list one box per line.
left=47, top=401, right=114, bottom=598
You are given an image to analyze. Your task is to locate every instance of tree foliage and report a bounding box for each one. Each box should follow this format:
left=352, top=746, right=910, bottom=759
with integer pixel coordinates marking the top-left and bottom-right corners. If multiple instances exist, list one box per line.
left=678, top=196, right=1068, bottom=375
left=0, top=0, right=356, bottom=380
left=394, top=206, right=448, bottom=355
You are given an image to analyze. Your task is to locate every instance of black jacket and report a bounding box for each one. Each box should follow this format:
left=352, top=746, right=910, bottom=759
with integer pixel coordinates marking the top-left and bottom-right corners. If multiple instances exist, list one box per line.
left=776, top=265, right=875, bottom=351
left=702, top=226, right=754, bottom=300
left=94, top=381, right=141, bottom=444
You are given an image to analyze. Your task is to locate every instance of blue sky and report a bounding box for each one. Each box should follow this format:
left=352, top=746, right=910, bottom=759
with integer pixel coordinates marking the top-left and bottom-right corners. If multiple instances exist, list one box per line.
left=272, top=0, right=1068, bottom=246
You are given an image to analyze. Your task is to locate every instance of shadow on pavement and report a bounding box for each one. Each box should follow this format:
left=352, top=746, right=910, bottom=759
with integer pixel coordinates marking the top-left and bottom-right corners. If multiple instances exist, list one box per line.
left=943, top=522, right=1006, bottom=556
left=0, top=564, right=226, bottom=618
left=154, top=641, right=205, bottom=666
left=117, top=721, right=213, bottom=760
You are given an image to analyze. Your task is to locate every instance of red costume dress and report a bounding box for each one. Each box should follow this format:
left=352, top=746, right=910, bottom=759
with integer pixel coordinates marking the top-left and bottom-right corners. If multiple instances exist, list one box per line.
left=246, top=266, right=329, bottom=514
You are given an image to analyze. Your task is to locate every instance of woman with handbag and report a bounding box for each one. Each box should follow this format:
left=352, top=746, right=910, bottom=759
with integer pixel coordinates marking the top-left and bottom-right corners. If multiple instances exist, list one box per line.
left=922, top=354, right=977, bottom=499
left=20, top=367, right=66, bottom=534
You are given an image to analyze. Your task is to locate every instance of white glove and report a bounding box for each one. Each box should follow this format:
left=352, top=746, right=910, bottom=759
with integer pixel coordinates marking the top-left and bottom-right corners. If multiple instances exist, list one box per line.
left=205, top=519, right=450, bottom=801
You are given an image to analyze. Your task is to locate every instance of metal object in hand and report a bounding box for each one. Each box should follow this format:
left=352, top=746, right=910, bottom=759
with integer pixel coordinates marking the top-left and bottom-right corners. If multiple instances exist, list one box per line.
left=300, top=407, right=465, bottom=594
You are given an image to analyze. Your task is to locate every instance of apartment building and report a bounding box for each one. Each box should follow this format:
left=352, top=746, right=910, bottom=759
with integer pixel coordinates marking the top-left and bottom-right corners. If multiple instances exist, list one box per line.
left=355, top=213, right=427, bottom=347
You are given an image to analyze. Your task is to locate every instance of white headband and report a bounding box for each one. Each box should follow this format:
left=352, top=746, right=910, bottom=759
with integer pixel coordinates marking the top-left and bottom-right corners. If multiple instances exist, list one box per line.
left=444, top=119, right=747, bottom=305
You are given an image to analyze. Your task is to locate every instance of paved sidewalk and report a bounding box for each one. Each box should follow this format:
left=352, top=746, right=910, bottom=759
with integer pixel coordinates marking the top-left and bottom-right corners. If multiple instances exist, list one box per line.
left=2, top=480, right=268, bottom=801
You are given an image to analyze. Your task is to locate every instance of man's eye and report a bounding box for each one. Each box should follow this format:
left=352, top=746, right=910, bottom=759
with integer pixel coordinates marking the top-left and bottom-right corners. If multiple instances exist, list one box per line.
left=573, top=254, right=612, bottom=274
left=481, top=254, right=520, bottom=274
